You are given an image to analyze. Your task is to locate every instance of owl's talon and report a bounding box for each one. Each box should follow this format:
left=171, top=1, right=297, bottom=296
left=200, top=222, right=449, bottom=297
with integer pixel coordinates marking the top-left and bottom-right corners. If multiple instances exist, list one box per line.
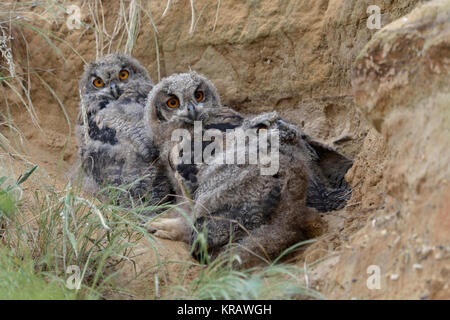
left=146, top=217, right=189, bottom=241
left=154, top=230, right=176, bottom=240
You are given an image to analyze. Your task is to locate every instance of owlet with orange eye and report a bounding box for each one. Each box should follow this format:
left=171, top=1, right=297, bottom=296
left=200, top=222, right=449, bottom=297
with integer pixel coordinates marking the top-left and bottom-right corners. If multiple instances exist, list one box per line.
left=194, top=90, right=204, bottom=102
left=93, top=78, right=104, bottom=88
left=144, top=72, right=245, bottom=239
left=144, top=72, right=354, bottom=269
left=119, top=69, right=129, bottom=80
left=76, top=53, right=174, bottom=217
left=167, top=96, right=180, bottom=109
left=146, top=72, right=243, bottom=129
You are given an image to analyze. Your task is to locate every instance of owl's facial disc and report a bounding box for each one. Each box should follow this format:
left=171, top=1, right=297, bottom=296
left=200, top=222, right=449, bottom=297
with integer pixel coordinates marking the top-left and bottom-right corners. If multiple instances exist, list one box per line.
left=87, top=66, right=136, bottom=99
left=150, top=72, right=222, bottom=126
left=181, top=83, right=215, bottom=121
left=155, top=87, right=207, bottom=123
left=168, top=96, right=197, bottom=123
left=81, top=54, right=151, bottom=105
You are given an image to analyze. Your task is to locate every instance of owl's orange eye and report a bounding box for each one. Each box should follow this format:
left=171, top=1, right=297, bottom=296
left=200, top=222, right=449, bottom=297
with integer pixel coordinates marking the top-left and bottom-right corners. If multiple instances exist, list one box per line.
left=167, top=97, right=180, bottom=108
left=119, top=70, right=129, bottom=80
left=194, top=90, right=204, bottom=102
left=93, top=78, right=104, bottom=88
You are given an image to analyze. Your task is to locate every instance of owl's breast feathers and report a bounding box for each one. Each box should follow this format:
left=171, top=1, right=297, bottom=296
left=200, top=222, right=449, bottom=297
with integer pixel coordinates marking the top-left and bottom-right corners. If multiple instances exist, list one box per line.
left=79, top=82, right=153, bottom=146
left=87, top=117, right=119, bottom=145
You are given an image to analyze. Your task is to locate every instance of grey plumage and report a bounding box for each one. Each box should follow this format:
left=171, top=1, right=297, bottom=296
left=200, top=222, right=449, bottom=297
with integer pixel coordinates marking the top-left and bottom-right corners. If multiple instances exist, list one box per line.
left=144, top=72, right=243, bottom=198
left=188, top=112, right=318, bottom=267
left=75, top=53, right=173, bottom=210
left=303, top=137, right=353, bottom=212
left=145, top=72, right=353, bottom=267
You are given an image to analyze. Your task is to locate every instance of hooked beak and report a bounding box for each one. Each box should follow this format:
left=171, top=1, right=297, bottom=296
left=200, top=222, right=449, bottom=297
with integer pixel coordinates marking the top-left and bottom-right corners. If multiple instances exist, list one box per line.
left=187, top=102, right=197, bottom=121
left=110, top=81, right=120, bottom=99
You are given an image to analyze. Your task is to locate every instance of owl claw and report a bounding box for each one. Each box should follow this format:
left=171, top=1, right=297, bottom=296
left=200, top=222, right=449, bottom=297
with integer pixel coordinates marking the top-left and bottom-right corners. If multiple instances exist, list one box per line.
left=153, top=230, right=177, bottom=240
left=146, top=217, right=189, bottom=242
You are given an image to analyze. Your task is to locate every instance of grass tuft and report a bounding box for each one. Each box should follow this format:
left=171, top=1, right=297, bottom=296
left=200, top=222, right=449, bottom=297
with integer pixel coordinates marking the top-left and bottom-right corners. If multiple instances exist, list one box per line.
left=163, top=242, right=324, bottom=300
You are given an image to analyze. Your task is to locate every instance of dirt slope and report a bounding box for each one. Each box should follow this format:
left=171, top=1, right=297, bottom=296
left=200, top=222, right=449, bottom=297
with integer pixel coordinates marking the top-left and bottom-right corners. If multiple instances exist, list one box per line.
left=1, top=0, right=448, bottom=299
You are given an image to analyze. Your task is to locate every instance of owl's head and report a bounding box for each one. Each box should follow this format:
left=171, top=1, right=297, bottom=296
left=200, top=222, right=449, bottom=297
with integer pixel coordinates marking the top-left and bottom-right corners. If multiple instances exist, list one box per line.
left=80, top=53, right=151, bottom=100
left=241, top=111, right=301, bottom=144
left=146, top=72, right=221, bottom=127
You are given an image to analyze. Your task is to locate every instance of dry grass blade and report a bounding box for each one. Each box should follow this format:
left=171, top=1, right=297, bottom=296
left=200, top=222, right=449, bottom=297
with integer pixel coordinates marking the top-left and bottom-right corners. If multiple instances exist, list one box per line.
left=189, top=0, right=195, bottom=34
left=213, top=0, right=221, bottom=32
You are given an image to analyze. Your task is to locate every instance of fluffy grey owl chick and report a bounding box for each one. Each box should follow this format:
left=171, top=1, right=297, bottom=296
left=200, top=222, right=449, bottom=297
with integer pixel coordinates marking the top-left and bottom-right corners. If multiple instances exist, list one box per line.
left=144, top=72, right=352, bottom=214
left=145, top=72, right=353, bottom=267
left=148, top=109, right=315, bottom=267
left=144, top=71, right=243, bottom=199
left=189, top=111, right=322, bottom=268
left=144, top=72, right=312, bottom=267
left=75, top=53, right=173, bottom=209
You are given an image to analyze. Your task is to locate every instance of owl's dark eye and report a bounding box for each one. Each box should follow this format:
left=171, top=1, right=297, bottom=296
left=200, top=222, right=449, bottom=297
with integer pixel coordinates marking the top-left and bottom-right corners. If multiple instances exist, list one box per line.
left=167, top=97, right=180, bottom=108
left=194, top=90, right=204, bottom=102
left=93, top=78, right=104, bottom=88
left=119, top=69, right=129, bottom=80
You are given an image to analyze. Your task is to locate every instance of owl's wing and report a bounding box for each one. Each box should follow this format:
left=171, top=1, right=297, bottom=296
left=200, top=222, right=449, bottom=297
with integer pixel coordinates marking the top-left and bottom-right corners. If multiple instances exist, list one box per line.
left=301, top=135, right=353, bottom=212
left=78, top=140, right=126, bottom=190
left=202, top=106, right=244, bottom=131
left=264, top=116, right=354, bottom=212
left=78, top=139, right=172, bottom=208
left=190, top=167, right=281, bottom=260
left=303, top=136, right=353, bottom=189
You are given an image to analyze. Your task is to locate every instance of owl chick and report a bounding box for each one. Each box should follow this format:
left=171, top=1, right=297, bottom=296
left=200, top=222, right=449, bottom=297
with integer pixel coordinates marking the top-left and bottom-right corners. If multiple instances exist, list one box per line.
left=145, top=72, right=354, bottom=267
left=75, top=53, right=173, bottom=210
left=143, top=72, right=243, bottom=199
left=144, top=71, right=352, bottom=209
left=144, top=72, right=320, bottom=267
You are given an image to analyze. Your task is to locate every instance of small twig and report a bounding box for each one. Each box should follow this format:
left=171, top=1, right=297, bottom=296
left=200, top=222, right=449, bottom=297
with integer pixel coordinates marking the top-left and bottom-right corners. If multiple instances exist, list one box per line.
left=213, top=0, right=220, bottom=32
left=189, top=0, right=195, bottom=34
left=162, top=0, right=171, bottom=17
left=345, top=202, right=361, bottom=208
left=303, top=260, right=309, bottom=288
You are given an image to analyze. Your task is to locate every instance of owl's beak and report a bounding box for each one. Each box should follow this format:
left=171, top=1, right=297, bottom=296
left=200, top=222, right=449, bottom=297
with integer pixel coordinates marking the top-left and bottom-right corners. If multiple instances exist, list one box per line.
left=110, top=81, right=120, bottom=99
left=187, top=102, right=197, bottom=121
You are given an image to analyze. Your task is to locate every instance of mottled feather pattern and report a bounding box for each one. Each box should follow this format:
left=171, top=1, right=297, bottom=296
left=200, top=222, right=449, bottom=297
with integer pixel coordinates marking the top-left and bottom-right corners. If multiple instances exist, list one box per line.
left=74, top=63, right=361, bottom=269
left=75, top=54, right=172, bottom=211
left=145, top=73, right=316, bottom=267
left=188, top=111, right=315, bottom=266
